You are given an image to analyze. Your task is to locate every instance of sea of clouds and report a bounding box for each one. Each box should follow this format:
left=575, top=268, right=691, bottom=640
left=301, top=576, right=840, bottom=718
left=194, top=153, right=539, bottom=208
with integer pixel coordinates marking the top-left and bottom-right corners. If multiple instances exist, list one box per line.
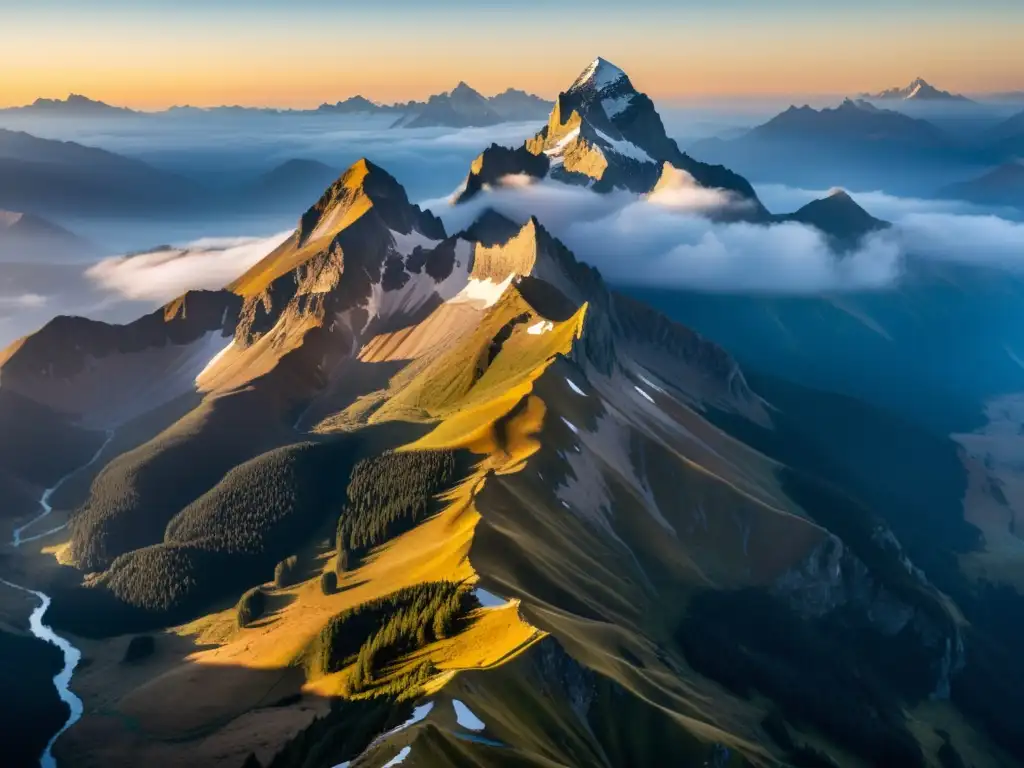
left=85, top=231, right=293, bottom=302
left=423, top=175, right=1024, bottom=294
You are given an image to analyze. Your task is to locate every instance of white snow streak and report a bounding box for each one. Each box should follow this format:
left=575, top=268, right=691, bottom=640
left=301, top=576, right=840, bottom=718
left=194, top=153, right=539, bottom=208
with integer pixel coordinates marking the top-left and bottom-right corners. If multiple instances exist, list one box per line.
left=634, top=385, right=655, bottom=404
left=565, top=377, right=587, bottom=397
left=637, top=373, right=665, bottom=394
left=544, top=126, right=581, bottom=157
left=594, top=128, right=655, bottom=164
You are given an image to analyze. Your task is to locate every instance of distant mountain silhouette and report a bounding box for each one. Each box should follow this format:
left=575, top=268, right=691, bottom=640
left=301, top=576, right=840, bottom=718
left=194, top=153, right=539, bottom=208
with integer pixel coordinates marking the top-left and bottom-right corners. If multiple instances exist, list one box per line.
left=243, top=158, right=341, bottom=209
left=861, top=77, right=971, bottom=102
left=986, top=108, right=1024, bottom=142
left=315, top=95, right=392, bottom=115
left=0, top=210, right=95, bottom=260
left=0, top=129, right=199, bottom=216
left=687, top=99, right=975, bottom=195
left=750, top=99, right=952, bottom=146
left=939, top=161, right=1024, bottom=209
left=487, top=88, right=552, bottom=121
left=391, top=82, right=551, bottom=128
left=0, top=87, right=552, bottom=127
left=0, top=94, right=138, bottom=117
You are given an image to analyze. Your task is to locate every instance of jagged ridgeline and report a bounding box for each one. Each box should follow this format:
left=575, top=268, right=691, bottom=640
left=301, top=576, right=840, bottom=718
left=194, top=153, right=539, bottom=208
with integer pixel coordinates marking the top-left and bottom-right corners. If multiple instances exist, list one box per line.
left=2, top=57, right=1023, bottom=768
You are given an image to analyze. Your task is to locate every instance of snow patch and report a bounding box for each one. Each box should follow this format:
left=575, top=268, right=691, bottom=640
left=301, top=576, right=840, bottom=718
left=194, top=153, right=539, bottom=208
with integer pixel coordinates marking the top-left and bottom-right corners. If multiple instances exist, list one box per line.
left=382, top=747, right=412, bottom=767
left=449, top=273, right=515, bottom=309
left=195, top=339, right=234, bottom=386
left=390, top=228, right=442, bottom=256
left=365, top=241, right=472, bottom=326
left=453, top=700, right=487, bottom=731
left=561, top=417, right=580, bottom=435
left=526, top=319, right=553, bottom=335
left=593, top=128, right=655, bottom=164
left=572, top=58, right=628, bottom=92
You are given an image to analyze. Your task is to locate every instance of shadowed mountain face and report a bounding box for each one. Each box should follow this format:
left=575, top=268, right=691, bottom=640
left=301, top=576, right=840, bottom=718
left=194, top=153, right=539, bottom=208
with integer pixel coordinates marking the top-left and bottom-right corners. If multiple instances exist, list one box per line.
left=2, top=140, right=1023, bottom=768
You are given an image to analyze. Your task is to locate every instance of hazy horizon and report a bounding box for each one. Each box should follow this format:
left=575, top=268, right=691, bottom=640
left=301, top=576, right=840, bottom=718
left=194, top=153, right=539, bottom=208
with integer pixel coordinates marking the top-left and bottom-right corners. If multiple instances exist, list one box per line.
left=2, top=1, right=1023, bottom=109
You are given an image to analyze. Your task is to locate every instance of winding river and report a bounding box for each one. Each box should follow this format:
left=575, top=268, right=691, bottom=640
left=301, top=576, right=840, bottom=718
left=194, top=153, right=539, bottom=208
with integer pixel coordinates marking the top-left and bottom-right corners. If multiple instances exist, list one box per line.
left=2, top=431, right=113, bottom=768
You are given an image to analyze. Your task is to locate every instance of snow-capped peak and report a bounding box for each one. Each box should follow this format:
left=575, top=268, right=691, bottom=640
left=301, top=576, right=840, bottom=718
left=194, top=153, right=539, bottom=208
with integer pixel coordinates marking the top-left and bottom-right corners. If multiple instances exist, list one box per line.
left=570, top=57, right=628, bottom=92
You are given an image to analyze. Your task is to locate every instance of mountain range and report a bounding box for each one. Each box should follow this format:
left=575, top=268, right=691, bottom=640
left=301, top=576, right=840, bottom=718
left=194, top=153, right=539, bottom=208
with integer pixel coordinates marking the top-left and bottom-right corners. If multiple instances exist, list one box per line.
left=0, top=85, right=553, bottom=129
left=688, top=97, right=1003, bottom=195
left=2, top=58, right=1023, bottom=768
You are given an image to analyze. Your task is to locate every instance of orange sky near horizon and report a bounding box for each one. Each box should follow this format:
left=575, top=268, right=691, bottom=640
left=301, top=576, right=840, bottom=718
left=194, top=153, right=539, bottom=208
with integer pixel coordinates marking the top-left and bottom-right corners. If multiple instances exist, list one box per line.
left=2, top=4, right=1022, bottom=109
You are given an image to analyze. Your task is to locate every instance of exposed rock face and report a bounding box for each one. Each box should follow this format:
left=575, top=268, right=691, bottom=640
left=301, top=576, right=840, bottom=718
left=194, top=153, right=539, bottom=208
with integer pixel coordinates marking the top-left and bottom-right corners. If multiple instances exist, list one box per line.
left=536, top=639, right=596, bottom=723
left=772, top=529, right=964, bottom=700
